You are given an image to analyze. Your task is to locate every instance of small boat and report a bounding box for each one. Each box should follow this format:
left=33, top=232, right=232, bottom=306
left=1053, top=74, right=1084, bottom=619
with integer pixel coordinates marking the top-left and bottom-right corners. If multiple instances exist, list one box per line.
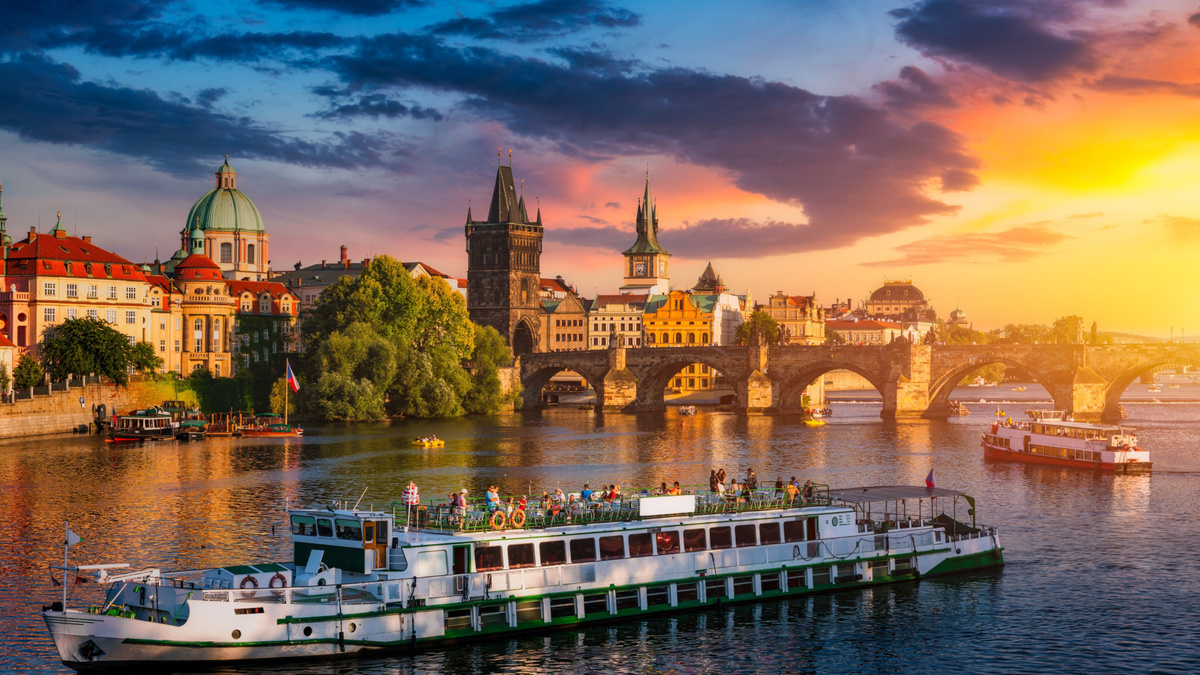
left=1011, top=387, right=1027, bottom=392
left=982, top=410, right=1150, bottom=473
left=106, top=408, right=175, bottom=443
left=679, top=405, right=697, bottom=416
left=43, top=483, right=1002, bottom=670
left=176, top=419, right=208, bottom=441
left=947, top=401, right=970, bottom=416
left=411, top=437, right=444, bottom=447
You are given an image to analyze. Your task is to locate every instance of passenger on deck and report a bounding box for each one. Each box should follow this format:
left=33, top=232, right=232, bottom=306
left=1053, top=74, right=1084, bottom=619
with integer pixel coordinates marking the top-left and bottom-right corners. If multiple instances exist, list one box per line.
left=786, top=480, right=800, bottom=504
left=717, top=468, right=727, bottom=485
left=486, top=486, right=501, bottom=511
left=540, top=491, right=551, bottom=509
left=611, top=484, right=622, bottom=501
left=581, top=484, right=593, bottom=502
left=452, top=489, right=467, bottom=523
left=668, top=481, right=682, bottom=495
left=802, top=480, right=814, bottom=504
left=746, top=468, right=758, bottom=491
left=710, top=470, right=719, bottom=492
left=658, top=481, right=669, bottom=495
left=775, top=477, right=785, bottom=498
left=729, top=479, right=742, bottom=502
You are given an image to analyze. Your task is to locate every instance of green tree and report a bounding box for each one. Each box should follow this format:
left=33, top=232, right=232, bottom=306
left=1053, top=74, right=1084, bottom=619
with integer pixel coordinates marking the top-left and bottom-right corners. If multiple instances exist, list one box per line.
left=734, top=311, right=780, bottom=345
left=131, top=341, right=164, bottom=375
left=825, top=330, right=845, bottom=345
left=269, top=377, right=298, bottom=418
left=303, top=322, right=397, bottom=420
left=463, top=325, right=514, bottom=414
left=1050, top=315, right=1084, bottom=344
left=13, top=353, right=43, bottom=390
left=40, top=317, right=136, bottom=385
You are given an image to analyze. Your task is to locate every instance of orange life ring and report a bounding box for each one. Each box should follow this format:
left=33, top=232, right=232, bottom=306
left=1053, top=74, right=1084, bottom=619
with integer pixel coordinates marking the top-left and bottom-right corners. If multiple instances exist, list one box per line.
left=489, top=510, right=506, bottom=530
left=510, top=510, right=526, bottom=528
left=239, top=575, right=259, bottom=598
left=269, top=572, right=288, bottom=589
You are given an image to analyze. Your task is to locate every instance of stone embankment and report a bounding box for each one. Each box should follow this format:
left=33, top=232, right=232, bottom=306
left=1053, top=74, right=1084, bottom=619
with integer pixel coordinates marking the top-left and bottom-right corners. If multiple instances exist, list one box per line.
left=0, top=383, right=135, bottom=439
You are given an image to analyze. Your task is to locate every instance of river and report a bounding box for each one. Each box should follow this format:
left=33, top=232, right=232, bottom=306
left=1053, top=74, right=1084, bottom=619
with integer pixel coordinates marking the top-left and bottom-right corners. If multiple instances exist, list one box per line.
left=4, top=401, right=1200, bottom=674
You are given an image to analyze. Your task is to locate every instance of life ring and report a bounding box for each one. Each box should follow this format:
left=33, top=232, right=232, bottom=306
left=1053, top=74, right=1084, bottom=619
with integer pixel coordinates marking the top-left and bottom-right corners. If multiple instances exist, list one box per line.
left=270, top=572, right=288, bottom=589
left=239, top=576, right=258, bottom=598
left=510, top=510, right=526, bottom=528
left=489, top=510, right=506, bottom=530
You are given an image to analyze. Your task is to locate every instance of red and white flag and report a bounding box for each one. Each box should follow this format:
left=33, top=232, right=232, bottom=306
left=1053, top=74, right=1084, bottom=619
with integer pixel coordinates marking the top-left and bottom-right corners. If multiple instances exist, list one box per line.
left=925, top=468, right=936, bottom=489
left=286, top=360, right=300, bottom=392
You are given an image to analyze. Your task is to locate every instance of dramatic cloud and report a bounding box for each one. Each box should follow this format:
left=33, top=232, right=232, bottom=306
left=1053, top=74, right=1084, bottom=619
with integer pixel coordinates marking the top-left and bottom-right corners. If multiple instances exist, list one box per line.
left=874, top=65, right=958, bottom=110
left=891, top=0, right=1097, bottom=82
left=0, top=53, right=410, bottom=177
left=1189, top=11, right=1200, bottom=29
left=318, top=94, right=444, bottom=121
left=259, top=0, right=427, bottom=16
left=429, top=0, right=639, bottom=41
left=43, top=27, right=350, bottom=62
left=1086, top=75, right=1200, bottom=98
left=323, top=36, right=979, bottom=252
left=0, top=0, right=161, bottom=49
left=862, top=222, right=1071, bottom=267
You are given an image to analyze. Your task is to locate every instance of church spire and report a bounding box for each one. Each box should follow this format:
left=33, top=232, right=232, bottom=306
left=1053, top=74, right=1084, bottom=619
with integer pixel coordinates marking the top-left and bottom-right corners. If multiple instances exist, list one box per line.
left=485, top=165, right=529, bottom=224
left=622, top=170, right=668, bottom=256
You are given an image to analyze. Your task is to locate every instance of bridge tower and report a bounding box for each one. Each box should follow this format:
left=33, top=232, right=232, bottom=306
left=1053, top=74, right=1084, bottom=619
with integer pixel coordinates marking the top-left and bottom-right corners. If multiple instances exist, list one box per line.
left=465, top=161, right=543, bottom=356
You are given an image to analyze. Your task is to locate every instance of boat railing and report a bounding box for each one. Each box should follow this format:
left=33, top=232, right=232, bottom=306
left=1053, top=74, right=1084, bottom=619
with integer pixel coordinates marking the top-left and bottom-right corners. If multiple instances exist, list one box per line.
left=394, top=484, right=833, bottom=533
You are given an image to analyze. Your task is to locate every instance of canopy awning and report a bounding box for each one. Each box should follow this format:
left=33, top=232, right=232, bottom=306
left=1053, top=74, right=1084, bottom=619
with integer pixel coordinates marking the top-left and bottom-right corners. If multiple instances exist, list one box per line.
left=828, top=485, right=969, bottom=504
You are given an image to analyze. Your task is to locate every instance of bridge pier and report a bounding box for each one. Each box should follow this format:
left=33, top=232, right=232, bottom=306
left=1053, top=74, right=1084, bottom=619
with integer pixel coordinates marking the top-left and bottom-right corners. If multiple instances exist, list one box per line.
left=598, top=345, right=639, bottom=412
left=736, top=370, right=775, bottom=414
left=880, top=344, right=932, bottom=419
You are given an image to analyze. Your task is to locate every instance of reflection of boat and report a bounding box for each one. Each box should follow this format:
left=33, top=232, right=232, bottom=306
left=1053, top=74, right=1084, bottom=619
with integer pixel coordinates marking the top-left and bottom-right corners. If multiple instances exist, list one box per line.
left=804, top=419, right=825, bottom=427
left=679, top=405, right=697, bottom=416
left=241, top=414, right=303, bottom=438
left=982, top=410, right=1151, bottom=473
left=411, top=437, right=444, bottom=447
left=43, top=484, right=1002, bottom=668
left=107, top=408, right=175, bottom=443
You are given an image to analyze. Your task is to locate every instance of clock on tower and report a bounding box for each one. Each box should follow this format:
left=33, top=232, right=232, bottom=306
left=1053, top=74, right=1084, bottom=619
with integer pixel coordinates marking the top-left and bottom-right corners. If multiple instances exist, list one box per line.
left=634, top=261, right=648, bottom=276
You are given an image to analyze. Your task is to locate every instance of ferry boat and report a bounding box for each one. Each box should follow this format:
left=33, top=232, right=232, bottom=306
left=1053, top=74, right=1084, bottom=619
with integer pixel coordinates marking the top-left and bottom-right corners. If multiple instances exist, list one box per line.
left=106, top=408, right=176, bottom=443
left=42, top=483, right=1002, bottom=670
left=981, top=410, right=1150, bottom=473
left=240, top=414, right=303, bottom=438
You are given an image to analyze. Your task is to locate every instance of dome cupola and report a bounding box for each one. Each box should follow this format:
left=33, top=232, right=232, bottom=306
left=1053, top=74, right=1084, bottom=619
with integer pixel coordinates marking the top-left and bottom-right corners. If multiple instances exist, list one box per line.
left=184, top=156, right=265, bottom=234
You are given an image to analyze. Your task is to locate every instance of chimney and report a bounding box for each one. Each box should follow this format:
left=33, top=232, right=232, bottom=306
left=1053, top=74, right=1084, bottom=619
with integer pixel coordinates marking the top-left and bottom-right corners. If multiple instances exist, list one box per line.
left=82, top=236, right=92, bottom=244
left=321, top=260, right=326, bottom=269
left=29, top=226, right=36, bottom=240
left=340, top=244, right=348, bottom=263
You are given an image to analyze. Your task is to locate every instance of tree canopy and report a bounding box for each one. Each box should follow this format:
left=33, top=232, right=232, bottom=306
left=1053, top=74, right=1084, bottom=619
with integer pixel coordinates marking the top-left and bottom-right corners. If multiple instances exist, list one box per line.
left=13, top=354, right=42, bottom=390
left=735, top=311, right=780, bottom=345
left=39, top=317, right=159, bottom=385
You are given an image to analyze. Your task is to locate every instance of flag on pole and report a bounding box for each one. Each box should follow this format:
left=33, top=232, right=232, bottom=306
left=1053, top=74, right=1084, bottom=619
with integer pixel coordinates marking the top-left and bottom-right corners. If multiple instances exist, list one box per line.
left=66, top=527, right=81, bottom=547
left=925, top=468, right=936, bottom=489
left=286, top=360, right=300, bottom=392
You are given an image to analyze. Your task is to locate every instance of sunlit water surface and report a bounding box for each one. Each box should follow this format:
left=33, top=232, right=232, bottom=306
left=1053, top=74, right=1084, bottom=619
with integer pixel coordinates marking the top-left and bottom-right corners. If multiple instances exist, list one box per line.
left=3, top=402, right=1199, bottom=674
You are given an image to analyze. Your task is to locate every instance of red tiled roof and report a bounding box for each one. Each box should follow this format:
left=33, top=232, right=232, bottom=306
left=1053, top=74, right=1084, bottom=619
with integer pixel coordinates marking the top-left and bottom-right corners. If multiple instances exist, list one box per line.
left=0, top=333, right=16, bottom=348
left=174, top=254, right=224, bottom=280
left=408, top=261, right=450, bottom=278
left=540, top=277, right=570, bottom=293
left=227, top=280, right=296, bottom=299
left=5, top=232, right=146, bottom=281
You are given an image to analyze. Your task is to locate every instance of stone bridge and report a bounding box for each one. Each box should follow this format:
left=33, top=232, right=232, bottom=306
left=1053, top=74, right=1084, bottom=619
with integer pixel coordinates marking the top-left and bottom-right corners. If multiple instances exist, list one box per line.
left=518, top=343, right=1200, bottom=421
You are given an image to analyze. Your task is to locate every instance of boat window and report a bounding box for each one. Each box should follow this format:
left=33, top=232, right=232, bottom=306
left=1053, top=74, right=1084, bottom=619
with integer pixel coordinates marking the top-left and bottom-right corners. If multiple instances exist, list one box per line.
left=540, top=541, right=567, bottom=566
left=474, top=545, right=503, bottom=572
left=676, top=582, right=699, bottom=603
left=655, top=531, right=680, bottom=555
left=647, top=586, right=670, bottom=607
left=683, top=528, right=707, bottom=552
left=415, top=550, right=448, bottom=576
left=783, top=520, right=805, bottom=543
left=734, top=524, right=757, bottom=548
left=508, top=543, right=535, bottom=569
left=709, top=526, right=732, bottom=549
left=375, top=521, right=388, bottom=544
left=289, top=515, right=317, bottom=537
left=363, top=523, right=375, bottom=544
left=570, top=538, right=597, bottom=563
left=600, top=535, right=626, bottom=560
left=759, top=522, right=781, bottom=545
left=627, top=533, right=652, bottom=558
left=335, top=519, right=362, bottom=541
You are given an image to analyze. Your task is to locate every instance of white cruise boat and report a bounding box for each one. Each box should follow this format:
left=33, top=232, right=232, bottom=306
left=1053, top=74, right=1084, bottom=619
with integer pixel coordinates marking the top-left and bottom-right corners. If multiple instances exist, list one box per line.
left=982, top=410, right=1151, bottom=473
left=43, top=484, right=1002, bottom=670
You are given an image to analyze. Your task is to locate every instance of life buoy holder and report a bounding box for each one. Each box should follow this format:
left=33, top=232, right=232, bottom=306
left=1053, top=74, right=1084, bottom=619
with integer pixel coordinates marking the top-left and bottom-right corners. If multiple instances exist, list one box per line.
left=489, top=510, right=506, bottom=530
left=510, top=510, right=526, bottom=528
left=239, top=575, right=259, bottom=598
left=269, top=572, right=288, bottom=596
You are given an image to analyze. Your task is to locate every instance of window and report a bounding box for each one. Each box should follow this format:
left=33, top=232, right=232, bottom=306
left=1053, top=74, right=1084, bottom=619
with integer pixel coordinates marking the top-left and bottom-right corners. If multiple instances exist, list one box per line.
left=759, top=523, right=781, bottom=545
left=125, top=310, right=136, bottom=324
left=627, top=533, right=652, bottom=558
left=159, top=339, right=166, bottom=352
left=106, top=310, right=117, bottom=324
left=647, top=586, right=670, bottom=607
left=260, top=297, right=270, bottom=313
left=474, top=546, right=503, bottom=572
left=125, top=287, right=136, bottom=300
left=43, top=282, right=56, bottom=297
left=87, top=284, right=98, bottom=299
left=539, top=541, right=567, bottom=566
left=705, top=578, right=727, bottom=600
left=174, top=318, right=181, bottom=330
left=784, top=520, right=806, bottom=543
left=709, top=526, right=732, bottom=549
left=66, top=283, right=77, bottom=298
left=317, top=519, right=333, bottom=538
left=615, top=589, right=640, bottom=611
left=508, top=543, right=535, bottom=569
left=289, top=515, right=317, bottom=537
left=735, top=524, right=757, bottom=548
left=599, top=535, right=626, bottom=560
left=219, top=243, right=232, bottom=263
left=676, top=582, right=699, bottom=603
left=761, top=572, right=781, bottom=593
left=582, top=593, right=607, bottom=616
left=683, top=529, right=707, bottom=552
left=87, top=309, right=97, bottom=319
left=160, top=319, right=166, bottom=330
left=174, top=339, right=180, bottom=352
left=107, top=286, right=117, bottom=300
left=65, top=308, right=77, bottom=320
left=655, top=531, right=680, bottom=555
left=570, top=538, right=597, bottom=563
left=549, top=597, right=576, bottom=620
left=334, top=519, right=361, bottom=541
left=246, top=244, right=255, bottom=264
left=44, top=307, right=56, bottom=322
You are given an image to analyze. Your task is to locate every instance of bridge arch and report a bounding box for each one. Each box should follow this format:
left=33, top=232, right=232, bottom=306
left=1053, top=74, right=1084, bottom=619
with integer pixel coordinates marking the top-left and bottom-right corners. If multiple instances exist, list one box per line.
left=773, top=363, right=887, bottom=412
left=927, top=355, right=1061, bottom=414
left=632, top=352, right=739, bottom=411
left=520, top=363, right=605, bottom=409
left=1101, top=356, right=1200, bottom=421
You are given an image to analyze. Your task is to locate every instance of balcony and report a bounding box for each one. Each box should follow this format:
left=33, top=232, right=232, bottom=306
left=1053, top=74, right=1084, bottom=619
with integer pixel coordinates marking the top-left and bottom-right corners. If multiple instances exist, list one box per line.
left=0, top=291, right=30, bottom=302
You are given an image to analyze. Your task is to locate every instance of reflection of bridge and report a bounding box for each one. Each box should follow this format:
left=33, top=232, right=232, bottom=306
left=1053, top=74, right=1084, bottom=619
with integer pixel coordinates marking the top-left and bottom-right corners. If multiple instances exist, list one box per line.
left=519, top=343, right=1200, bottom=421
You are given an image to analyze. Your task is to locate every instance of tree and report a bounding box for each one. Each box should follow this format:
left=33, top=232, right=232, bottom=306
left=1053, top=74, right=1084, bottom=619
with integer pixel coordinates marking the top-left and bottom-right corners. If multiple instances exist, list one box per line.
left=13, top=353, right=43, bottom=390
left=40, top=317, right=137, bottom=385
left=303, top=322, right=397, bottom=421
left=734, top=311, right=779, bottom=346
left=825, top=330, right=845, bottom=346
left=131, top=341, right=164, bottom=375
left=463, top=325, right=514, bottom=414
left=269, top=377, right=298, bottom=418
left=1050, top=315, right=1084, bottom=344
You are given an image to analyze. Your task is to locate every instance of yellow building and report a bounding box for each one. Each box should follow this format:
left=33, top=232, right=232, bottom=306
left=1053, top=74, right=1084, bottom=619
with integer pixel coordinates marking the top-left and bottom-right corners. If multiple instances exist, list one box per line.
left=172, top=253, right=235, bottom=377
left=760, top=291, right=825, bottom=345
left=644, top=290, right=721, bottom=393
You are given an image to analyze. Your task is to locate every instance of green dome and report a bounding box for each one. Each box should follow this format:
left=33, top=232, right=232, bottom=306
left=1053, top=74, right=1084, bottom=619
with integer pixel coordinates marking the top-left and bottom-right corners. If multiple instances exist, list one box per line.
left=186, top=186, right=265, bottom=233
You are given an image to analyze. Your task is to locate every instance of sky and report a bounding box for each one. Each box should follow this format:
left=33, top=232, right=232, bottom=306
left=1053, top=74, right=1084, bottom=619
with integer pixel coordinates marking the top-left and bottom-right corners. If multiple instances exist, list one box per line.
left=1, top=0, right=1199, bottom=335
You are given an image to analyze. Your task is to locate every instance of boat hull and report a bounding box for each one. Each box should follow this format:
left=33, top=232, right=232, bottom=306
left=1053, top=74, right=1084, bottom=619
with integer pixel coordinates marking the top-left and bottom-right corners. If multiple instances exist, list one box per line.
left=983, top=441, right=1152, bottom=473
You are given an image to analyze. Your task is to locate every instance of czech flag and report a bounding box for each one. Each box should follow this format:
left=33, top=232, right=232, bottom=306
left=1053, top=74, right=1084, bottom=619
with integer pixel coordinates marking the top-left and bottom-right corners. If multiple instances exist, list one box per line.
left=925, top=468, right=935, bottom=489
left=286, top=360, right=300, bottom=392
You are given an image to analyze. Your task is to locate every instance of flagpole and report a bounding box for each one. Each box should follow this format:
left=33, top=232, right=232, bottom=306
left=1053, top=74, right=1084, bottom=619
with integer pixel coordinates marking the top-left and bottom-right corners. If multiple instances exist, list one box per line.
left=62, top=521, right=70, bottom=608
left=284, top=362, right=289, bottom=428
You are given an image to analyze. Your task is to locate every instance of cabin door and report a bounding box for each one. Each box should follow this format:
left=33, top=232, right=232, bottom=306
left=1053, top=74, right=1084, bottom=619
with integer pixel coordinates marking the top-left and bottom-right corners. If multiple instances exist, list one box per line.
left=452, top=545, right=469, bottom=593
left=806, top=517, right=818, bottom=541
left=363, top=521, right=387, bottom=569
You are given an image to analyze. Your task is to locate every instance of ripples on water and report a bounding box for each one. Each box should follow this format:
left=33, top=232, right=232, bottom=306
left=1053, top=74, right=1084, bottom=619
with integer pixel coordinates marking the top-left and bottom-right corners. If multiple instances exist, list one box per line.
left=3, top=402, right=1200, bottom=673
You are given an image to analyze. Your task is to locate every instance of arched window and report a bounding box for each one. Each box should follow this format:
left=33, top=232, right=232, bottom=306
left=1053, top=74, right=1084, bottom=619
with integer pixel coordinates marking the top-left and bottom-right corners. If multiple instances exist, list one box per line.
left=701, top=333, right=709, bottom=344
left=219, top=243, right=232, bottom=263
left=213, top=318, right=221, bottom=352
left=247, top=244, right=256, bottom=265
left=675, top=333, right=682, bottom=344
left=687, top=333, right=696, bottom=344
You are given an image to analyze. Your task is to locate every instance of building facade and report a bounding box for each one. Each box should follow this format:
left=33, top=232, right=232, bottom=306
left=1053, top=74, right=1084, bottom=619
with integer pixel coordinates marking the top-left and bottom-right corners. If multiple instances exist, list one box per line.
left=619, top=176, right=671, bottom=295
left=183, top=158, right=270, bottom=281
left=827, top=319, right=904, bottom=345
left=465, top=165, right=543, bottom=356
left=760, top=291, right=826, bottom=345
left=588, top=295, right=646, bottom=349
left=540, top=292, right=589, bottom=352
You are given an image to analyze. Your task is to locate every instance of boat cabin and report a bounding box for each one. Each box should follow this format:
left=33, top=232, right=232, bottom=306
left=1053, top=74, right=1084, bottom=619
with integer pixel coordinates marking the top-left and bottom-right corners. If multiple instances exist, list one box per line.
left=289, top=508, right=395, bottom=577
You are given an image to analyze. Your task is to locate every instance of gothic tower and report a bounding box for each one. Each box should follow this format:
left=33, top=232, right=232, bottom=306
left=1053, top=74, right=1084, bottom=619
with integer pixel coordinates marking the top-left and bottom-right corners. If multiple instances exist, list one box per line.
left=619, top=173, right=671, bottom=294
left=465, top=163, right=543, bottom=356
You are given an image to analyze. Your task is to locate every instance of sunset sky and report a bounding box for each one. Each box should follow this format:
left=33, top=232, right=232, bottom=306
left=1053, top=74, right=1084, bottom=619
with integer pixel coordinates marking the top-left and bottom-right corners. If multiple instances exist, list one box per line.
left=2, top=0, right=1199, bottom=335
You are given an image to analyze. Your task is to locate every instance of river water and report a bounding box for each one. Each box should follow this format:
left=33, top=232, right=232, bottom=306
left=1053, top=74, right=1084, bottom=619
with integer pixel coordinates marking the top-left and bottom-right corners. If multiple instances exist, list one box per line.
left=4, top=400, right=1200, bottom=674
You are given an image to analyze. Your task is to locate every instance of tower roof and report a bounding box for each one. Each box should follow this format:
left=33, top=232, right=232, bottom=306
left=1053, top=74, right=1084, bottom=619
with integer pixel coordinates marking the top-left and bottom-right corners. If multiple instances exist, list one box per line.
left=693, top=261, right=725, bottom=292
left=483, top=165, right=531, bottom=224
left=185, top=158, right=264, bottom=234
left=623, top=173, right=669, bottom=256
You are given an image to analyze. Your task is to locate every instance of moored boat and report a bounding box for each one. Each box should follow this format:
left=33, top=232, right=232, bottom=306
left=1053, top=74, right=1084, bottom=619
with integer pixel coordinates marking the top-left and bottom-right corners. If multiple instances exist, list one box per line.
left=106, top=408, right=175, bottom=443
left=43, top=482, right=1002, bottom=670
left=981, top=410, right=1150, bottom=473
left=241, top=414, right=302, bottom=437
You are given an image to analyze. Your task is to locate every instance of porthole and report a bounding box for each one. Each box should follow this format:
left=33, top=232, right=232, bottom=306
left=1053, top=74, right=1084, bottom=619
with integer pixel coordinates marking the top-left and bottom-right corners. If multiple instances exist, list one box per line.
left=303, top=626, right=312, bottom=637
left=348, top=622, right=357, bottom=633
left=231, top=629, right=241, bottom=639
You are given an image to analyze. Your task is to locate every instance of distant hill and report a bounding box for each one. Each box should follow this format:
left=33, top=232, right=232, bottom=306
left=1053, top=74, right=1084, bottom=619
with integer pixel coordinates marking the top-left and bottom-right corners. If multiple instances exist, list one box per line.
left=1102, top=332, right=1164, bottom=344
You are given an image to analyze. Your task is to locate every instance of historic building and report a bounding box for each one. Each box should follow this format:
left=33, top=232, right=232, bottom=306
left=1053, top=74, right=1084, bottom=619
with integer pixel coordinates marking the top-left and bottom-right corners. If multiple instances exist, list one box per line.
left=827, top=319, right=905, bottom=345
left=183, top=158, right=270, bottom=280
left=760, top=291, right=826, bottom=345
left=619, top=175, right=671, bottom=295
left=228, top=280, right=299, bottom=370
left=588, top=295, right=646, bottom=349
left=465, top=164, right=543, bottom=356
left=540, top=292, right=589, bottom=352
left=865, top=279, right=930, bottom=318
left=272, top=245, right=459, bottom=312
left=171, top=253, right=235, bottom=377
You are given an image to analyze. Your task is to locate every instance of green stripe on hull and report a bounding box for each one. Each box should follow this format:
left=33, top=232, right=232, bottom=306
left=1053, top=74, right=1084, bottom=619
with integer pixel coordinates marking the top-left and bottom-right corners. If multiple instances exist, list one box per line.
left=926, top=549, right=1005, bottom=577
